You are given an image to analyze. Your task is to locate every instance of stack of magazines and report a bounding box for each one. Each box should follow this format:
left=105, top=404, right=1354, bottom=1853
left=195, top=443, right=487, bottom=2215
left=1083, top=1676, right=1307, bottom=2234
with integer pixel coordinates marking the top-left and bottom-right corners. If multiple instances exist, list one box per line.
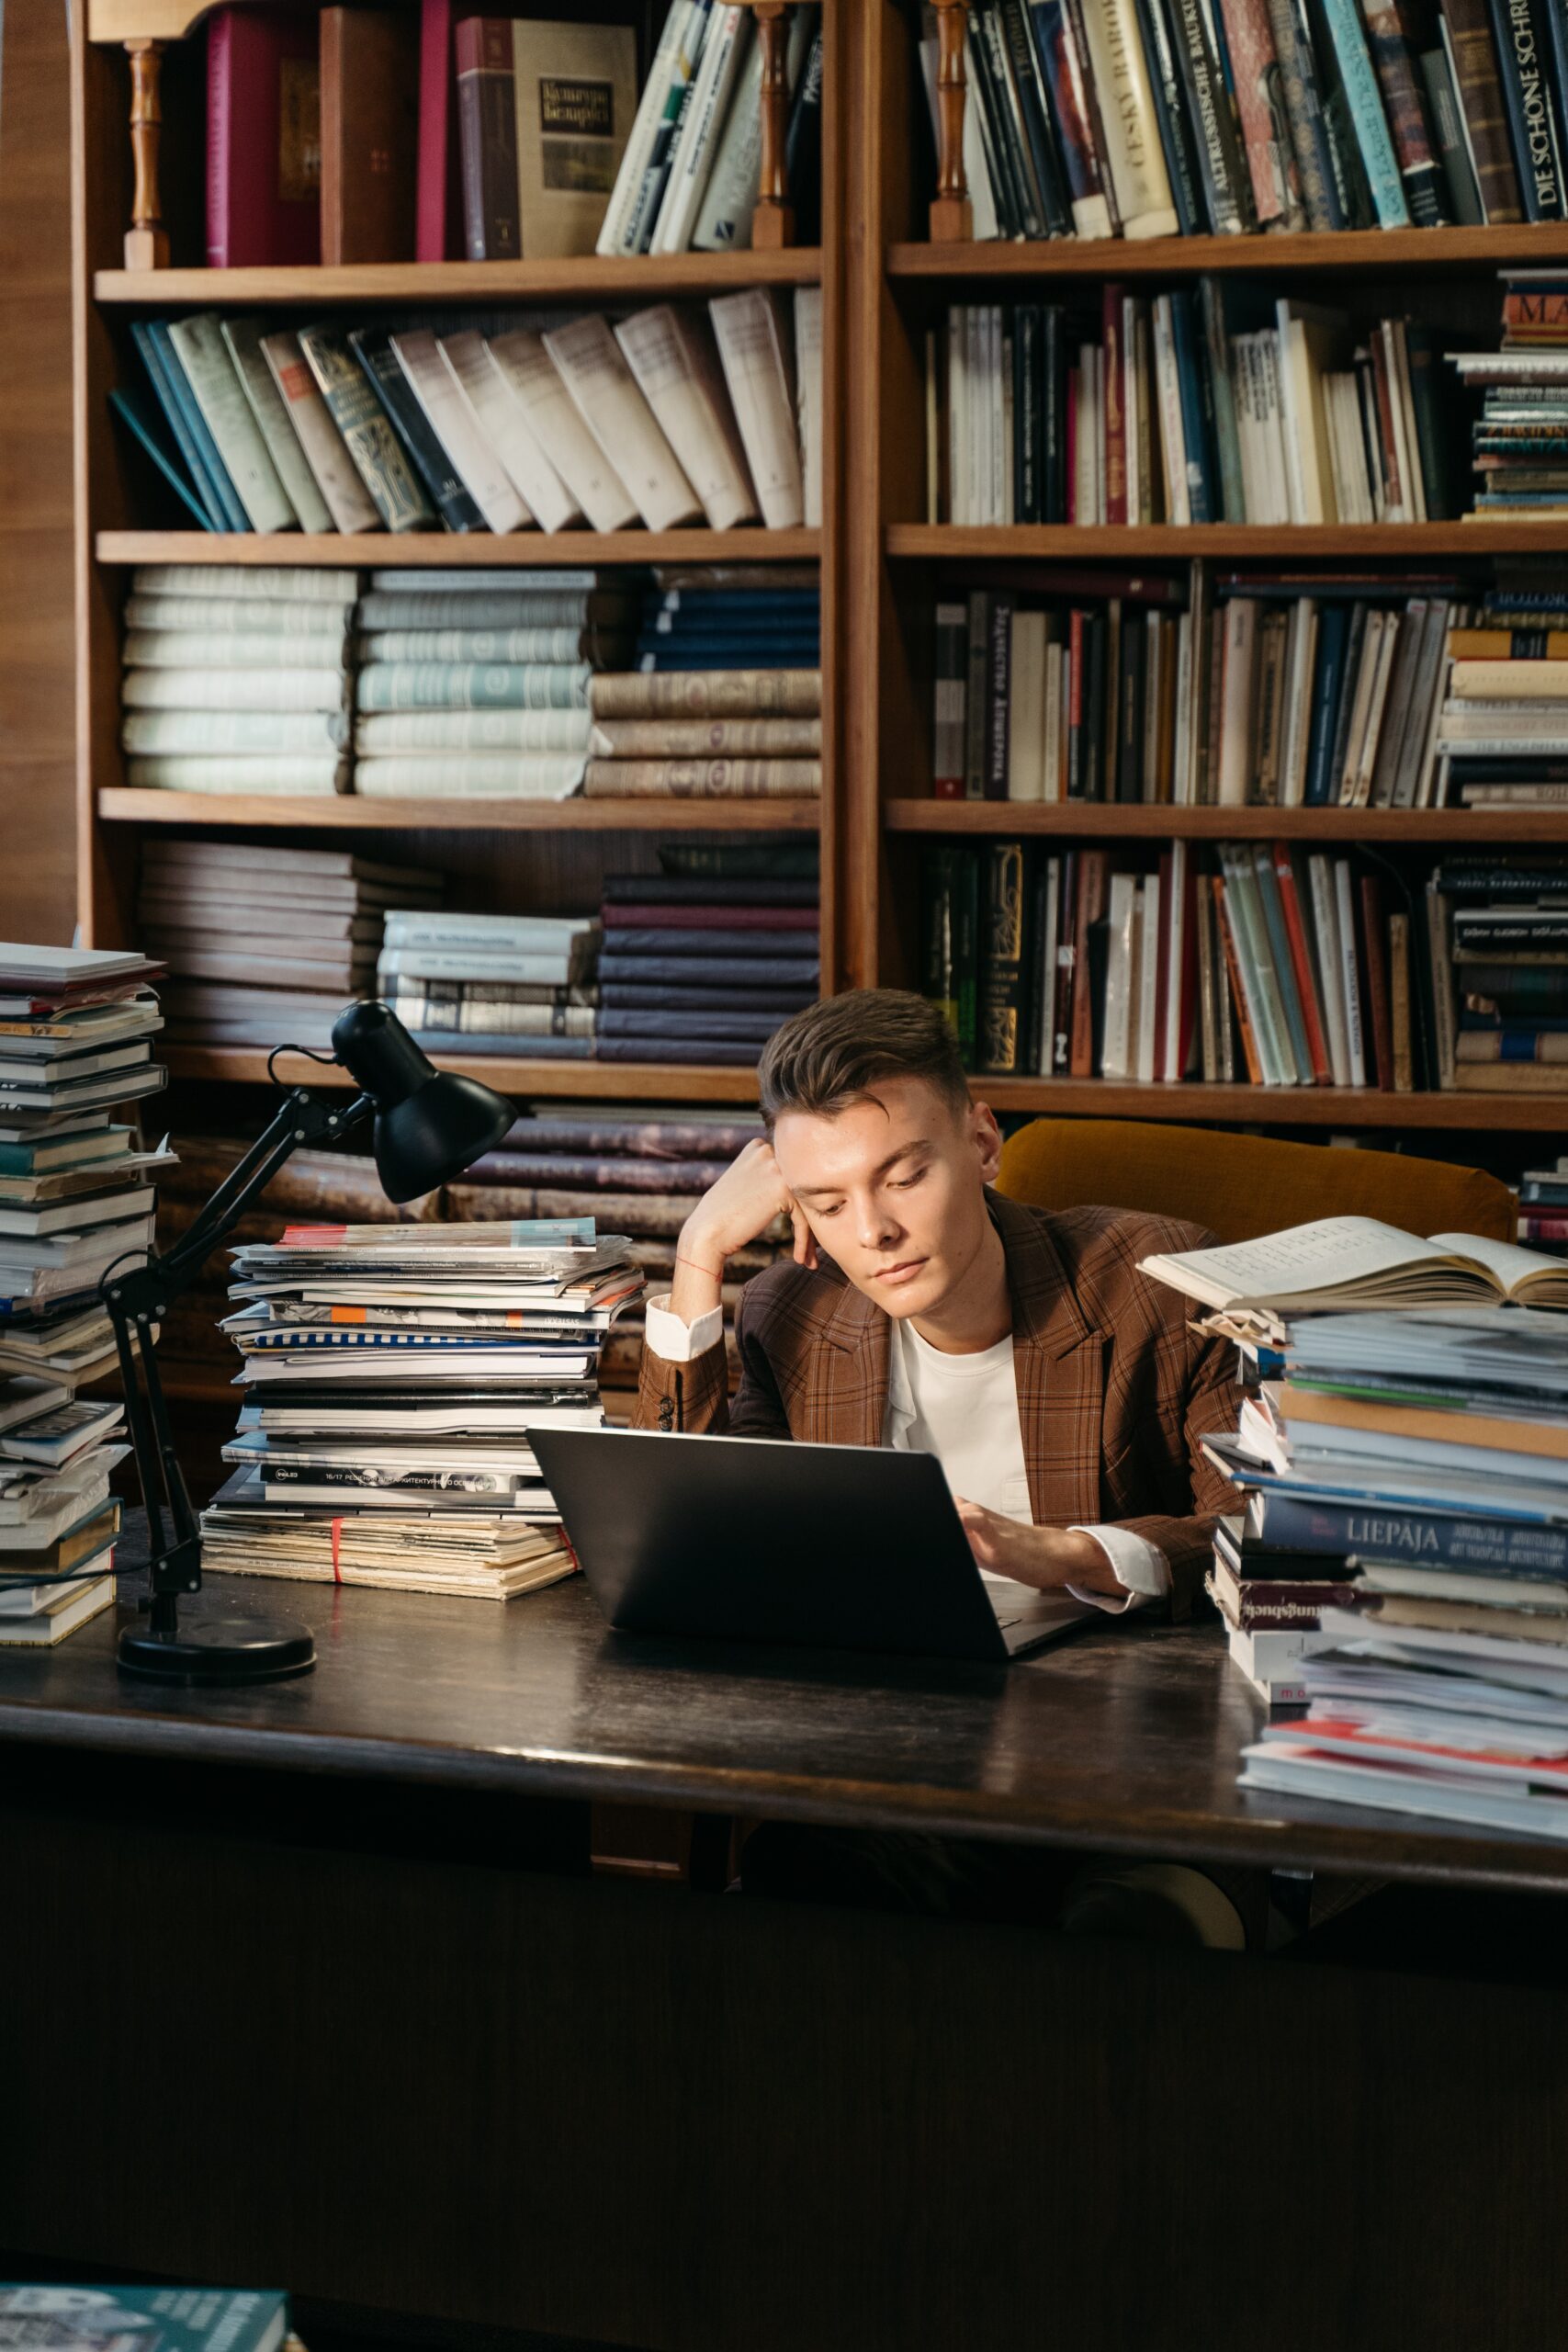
left=0, top=940, right=175, bottom=1645
left=202, top=1218, right=644, bottom=1600
left=1141, top=1217, right=1568, bottom=1841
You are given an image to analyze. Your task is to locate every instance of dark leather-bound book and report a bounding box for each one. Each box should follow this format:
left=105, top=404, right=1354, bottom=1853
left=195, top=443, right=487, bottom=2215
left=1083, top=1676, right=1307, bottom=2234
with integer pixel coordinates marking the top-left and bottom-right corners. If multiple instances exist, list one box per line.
left=321, top=7, right=420, bottom=263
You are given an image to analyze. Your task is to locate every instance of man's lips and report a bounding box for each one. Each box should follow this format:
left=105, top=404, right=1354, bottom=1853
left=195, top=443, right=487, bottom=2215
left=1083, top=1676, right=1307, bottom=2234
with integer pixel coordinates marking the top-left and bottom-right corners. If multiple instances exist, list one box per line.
left=873, top=1259, right=927, bottom=1285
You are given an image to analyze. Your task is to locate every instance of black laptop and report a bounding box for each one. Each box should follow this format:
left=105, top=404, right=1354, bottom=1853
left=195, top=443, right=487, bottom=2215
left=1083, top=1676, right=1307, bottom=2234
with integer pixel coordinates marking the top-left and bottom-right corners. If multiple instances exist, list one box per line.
left=528, top=1427, right=1099, bottom=1665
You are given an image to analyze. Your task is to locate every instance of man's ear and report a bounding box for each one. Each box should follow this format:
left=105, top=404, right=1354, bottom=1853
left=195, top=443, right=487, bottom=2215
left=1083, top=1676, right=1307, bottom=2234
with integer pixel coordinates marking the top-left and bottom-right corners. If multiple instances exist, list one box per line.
left=971, top=1099, right=1003, bottom=1183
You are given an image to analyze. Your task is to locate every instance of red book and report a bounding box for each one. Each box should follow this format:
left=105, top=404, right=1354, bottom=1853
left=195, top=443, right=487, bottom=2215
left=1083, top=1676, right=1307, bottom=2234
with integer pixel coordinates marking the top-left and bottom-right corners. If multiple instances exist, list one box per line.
left=1271, top=842, right=1332, bottom=1085
left=1359, top=875, right=1394, bottom=1092
left=417, top=0, right=465, bottom=262
left=1101, top=286, right=1127, bottom=527
left=206, top=6, right=321, bottom=267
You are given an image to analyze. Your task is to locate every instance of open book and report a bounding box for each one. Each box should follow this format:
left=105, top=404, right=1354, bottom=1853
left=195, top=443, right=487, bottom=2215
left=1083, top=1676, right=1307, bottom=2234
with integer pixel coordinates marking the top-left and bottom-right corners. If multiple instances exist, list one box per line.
left=1138, top=1217, right=1568, bottom=1320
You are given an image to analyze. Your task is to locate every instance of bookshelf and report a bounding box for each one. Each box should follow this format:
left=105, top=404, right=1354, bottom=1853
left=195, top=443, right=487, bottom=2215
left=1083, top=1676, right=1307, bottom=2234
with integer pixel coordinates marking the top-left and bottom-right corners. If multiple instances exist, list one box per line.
left=72, top=1, right=844, bottom=1117
left=70, top=0, right=1568, bottom=1154
left=835, top=0, right=1568, bottom=1156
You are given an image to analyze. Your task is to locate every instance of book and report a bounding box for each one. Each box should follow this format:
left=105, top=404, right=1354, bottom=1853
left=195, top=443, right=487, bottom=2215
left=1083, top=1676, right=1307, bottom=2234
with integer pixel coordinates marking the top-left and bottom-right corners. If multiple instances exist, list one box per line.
left=165, top=315, right=296, bottom=533
left=651, top=6, right=752, bottom=254
left=220, top=318, right=334, bottom=534
left=388, top=327, right=529, bottom=533
left=295, top=324, right=435, bottom=533
left=347, top=326, right=486, bottom=532
left=1072, top=0, right=1179, bottom=235
left=438, top=329, right=580, bottom=530
left=320, top=6, right=420, bottom=265
left=614, top=306, right=759, bottom=530
left=512, top=17, right=638, bottom=254
left=206, top=6, right=321, bottom=266
left=1141, top=1216, right=1568, bottom=1318
left=257, top=333, right=381, bottom=533
left=484, top=329, right=641, bottom=532
left=709, top=288, right=805, bottom=528
left=599, top=2, right=698, bottom=254
left=417, top=0, right=465, bottom=262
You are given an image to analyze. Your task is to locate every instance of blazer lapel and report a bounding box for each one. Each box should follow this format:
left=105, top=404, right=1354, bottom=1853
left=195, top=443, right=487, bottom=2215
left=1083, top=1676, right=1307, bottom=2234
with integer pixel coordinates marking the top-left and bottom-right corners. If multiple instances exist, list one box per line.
left=995, top=1194, right=1108, bottom=1528
left=809, top=1272, right=890, bottom=1451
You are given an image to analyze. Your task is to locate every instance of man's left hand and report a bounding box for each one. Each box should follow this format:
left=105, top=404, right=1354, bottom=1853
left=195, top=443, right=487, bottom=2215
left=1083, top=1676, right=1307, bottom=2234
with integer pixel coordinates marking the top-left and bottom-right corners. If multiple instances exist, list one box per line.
left=953, top=1499, right=1128, bottom=1599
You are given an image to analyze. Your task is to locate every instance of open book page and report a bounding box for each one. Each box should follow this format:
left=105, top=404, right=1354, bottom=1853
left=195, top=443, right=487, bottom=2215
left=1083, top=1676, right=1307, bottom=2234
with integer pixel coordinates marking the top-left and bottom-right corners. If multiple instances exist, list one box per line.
left=1428, top=1234, right=1568, bottom=1300
left=1137, top=1217, right=1445, bottom=1311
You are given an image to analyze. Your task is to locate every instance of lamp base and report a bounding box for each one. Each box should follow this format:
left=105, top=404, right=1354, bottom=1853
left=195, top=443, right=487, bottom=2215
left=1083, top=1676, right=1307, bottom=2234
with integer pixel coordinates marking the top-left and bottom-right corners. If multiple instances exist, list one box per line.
left=118, top=1609, right=316, bottom=1685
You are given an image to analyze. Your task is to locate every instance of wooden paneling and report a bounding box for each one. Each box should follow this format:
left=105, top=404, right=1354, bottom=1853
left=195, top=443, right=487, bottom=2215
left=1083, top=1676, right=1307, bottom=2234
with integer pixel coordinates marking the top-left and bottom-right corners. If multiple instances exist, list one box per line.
left=0, top=5, right=75, bottom=944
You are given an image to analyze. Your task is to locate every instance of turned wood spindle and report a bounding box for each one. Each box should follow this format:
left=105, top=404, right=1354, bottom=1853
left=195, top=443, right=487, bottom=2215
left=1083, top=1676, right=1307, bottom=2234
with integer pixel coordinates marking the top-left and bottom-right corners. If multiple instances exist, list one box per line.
left=929, top=0, right=972, bottom=243
left=124, top=39, right=171, bottom=271
left=750, top=1, right=795, bottom=252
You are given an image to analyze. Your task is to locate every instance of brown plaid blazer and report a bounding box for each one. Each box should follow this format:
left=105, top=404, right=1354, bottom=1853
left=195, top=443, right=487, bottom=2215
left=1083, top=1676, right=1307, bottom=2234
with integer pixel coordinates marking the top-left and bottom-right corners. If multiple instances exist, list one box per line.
left=634, top=1191, right=1241, bottom=1615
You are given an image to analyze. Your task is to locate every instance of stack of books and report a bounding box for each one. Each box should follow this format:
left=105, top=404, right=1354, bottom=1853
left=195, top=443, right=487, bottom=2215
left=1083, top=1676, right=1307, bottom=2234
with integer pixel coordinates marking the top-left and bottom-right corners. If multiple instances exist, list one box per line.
left=204, top=1220, right=644, bottom=1600
left=0, top=941, right=174, bottom=1648
left=594, top=865, right=818, bottom=1068
left=116, top=294, right=820, bottom=539
left=1139, top=1218, right=1568, bottom=1732
left=1520, top=1156, right=1568, bottom=1259
left=929, top=293, right=1457, bottom=527
left=1436, top=852, right=1568, bottom=1095
left=930, top=571, right=1460, bottom=811
left=142, top=841, right=443, bottom=1053
left=916, top=0, right=1537, bottom=243
left=448, top=1110, right=777, bottom=1401
left=631, top=572, right=820, bottom=673
left=598, top=8, right=822, bottom=256
left=1433, top=579, right=1568, bottom=808
left=586, top=664, right=824, bottom=801
left=351, top=569, right=629, bottom=802
left=378, top=907, right=602, bottom=1061
left=920, top=836, right=1434, bottom=1087
left=1452, top=272, right=1568, bottom=515
left=118, top=563, right=357, bottom=799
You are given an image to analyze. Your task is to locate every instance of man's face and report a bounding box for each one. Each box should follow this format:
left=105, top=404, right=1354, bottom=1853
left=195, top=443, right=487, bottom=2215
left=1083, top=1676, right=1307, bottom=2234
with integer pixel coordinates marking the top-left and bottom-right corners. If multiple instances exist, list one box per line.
left=771, top=1076, right=1002, bottom=1322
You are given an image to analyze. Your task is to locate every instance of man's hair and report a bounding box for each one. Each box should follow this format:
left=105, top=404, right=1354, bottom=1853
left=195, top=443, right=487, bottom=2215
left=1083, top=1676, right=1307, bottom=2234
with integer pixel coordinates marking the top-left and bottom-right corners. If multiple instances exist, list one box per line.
left=757, top=989, right=970, bottom=1128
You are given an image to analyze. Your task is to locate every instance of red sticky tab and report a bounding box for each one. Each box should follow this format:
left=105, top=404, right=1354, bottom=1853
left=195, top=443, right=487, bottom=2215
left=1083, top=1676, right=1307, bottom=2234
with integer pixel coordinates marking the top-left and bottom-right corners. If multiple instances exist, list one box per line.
left=281, top=1224, right=346, bottom=1247
left=330, top=1517, right=344, bottom=1585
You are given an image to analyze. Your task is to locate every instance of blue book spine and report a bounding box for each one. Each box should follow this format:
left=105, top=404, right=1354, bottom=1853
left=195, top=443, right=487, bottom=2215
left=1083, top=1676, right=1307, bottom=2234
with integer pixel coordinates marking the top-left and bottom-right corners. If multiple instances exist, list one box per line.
left=1303, top=602, right=1351, bottom=808
left=409, top=1031, right=594, bottom=1059
left=1313, top=0, right=1412, bottom=224
left=1168, top=289, right=1215, bottom=525
left=107, top=386, right=215, bottom=530
left=129, top=322, right=226, bottom=530
left=1024, top=0, right=1110, bottom=228
left=637, top=647, right=819, bottom=672
left=1249, top=1486, right=1568, bottom=1577
left=146, top=321, right=250, bottom=531
left=1488, top=0, right=1568, bottom=219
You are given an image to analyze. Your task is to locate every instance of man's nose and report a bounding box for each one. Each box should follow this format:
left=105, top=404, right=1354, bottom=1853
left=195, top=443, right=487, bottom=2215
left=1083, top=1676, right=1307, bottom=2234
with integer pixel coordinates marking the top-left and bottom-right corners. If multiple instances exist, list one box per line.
left=856, top=1198, right=899, bottom=1250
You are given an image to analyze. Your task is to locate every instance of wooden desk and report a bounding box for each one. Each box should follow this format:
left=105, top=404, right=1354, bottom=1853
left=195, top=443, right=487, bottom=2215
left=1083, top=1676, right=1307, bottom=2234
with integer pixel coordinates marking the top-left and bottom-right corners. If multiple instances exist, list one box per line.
left=4, top=1575, right=1566, bottom=2351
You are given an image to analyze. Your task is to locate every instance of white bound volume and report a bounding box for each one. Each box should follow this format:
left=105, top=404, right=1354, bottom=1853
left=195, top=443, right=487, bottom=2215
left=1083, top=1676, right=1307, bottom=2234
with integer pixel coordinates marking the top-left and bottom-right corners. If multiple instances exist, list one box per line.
left=708, top=288, right=804, bottom=529
left=541, top=314, right=702, bottom=531
left=483, top=332, right=640, bottom=534
left=388, top=329, right=530, bottom=535
left=438, top=331, right=581, bottom=534
left=613, top=305, right=758, bottom=530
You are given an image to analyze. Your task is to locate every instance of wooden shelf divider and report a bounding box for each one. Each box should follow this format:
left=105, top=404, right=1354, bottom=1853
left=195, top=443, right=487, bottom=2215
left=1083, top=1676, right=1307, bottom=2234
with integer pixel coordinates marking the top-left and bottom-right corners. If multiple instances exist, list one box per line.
left=886, top=223, right=1568, bottom=281
left=98, top=529, right=822, bottom=569
left=101, top=790, right=824, bottom=832
left=975, top=1079, right=1568, bottom=1131
left=96, top=253, right=824, bottom=306
left=886, top=523, right=1559, bottom=560
left=166, top=1046, right=762, bottom=1103
left=882, top=801, right=1568, bottom=842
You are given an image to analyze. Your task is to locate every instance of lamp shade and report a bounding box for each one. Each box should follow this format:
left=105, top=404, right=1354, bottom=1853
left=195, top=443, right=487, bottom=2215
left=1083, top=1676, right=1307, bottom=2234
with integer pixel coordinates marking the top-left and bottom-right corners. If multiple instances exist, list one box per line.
left=332, top=1000, right=513, bottom=1202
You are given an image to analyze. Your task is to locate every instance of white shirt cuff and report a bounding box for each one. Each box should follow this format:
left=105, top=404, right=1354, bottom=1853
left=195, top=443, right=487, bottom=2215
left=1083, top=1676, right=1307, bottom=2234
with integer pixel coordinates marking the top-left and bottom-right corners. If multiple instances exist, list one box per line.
left=1066, top=1523, right=1172, bottom=1616
left=644, top=1291, right=724, bottom=1365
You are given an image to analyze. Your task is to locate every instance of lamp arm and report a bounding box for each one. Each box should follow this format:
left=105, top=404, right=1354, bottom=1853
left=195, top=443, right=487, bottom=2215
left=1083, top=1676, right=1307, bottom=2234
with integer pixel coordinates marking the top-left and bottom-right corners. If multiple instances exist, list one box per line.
left=158, top=1086, right=372, bottom=1289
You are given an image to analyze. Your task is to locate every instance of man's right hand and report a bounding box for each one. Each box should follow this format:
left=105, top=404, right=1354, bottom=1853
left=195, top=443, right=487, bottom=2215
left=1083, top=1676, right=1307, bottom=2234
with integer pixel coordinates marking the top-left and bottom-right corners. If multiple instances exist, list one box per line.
left=669, top=1138, right=817, bottom=1329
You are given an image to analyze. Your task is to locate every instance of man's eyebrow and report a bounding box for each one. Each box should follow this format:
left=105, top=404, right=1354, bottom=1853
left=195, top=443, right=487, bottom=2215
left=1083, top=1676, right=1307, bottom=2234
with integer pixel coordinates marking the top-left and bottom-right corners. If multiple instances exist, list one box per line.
left=792, top=1141, right=934, bottom=1198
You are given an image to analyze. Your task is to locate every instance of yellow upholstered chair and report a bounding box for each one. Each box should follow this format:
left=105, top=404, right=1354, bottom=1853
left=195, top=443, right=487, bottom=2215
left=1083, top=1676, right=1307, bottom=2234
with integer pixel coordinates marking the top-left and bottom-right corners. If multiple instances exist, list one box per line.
left=996, top=1117, right=1516, bottom=1247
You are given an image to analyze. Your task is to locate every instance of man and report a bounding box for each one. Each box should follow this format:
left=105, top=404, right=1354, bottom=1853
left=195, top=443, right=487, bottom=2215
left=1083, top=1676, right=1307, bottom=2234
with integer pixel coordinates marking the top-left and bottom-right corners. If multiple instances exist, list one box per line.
left=636, top=988, right=1238, bottom=1620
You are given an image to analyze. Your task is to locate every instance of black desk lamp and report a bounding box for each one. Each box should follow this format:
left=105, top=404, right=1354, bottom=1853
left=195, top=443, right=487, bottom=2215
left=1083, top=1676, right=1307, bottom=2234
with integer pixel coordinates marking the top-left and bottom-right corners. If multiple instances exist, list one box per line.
left=107, top=1001, right=513, bottom=1686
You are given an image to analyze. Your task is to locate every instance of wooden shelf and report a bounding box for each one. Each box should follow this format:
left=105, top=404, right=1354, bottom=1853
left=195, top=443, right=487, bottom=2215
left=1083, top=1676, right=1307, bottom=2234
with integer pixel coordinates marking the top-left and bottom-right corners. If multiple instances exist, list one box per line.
left=98, top=529, right=821, bottom=569
left=884, top=801, right=1568, bottom=842
left=100, top=790, right=823, bottom=832
left=95, top=253, right=823, bottom=307
left=886, top=223, right=1568, bottom=282
left=975, top=1079, right=1567, bottom=1130
left=165, top=1046, right=761, bottom=1102
left=886, top=523, right=1568, bottom=560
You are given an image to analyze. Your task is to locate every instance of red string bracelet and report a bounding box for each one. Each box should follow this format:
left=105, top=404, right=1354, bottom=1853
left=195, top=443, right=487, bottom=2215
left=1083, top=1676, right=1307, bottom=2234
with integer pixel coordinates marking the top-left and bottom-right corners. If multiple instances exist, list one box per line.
left=674, top=1252, right=723, bottom=1283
